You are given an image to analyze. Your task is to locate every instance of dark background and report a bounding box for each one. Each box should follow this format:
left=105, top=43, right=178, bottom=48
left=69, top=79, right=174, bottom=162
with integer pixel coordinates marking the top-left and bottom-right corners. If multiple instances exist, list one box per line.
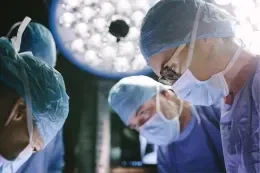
left=0, top=1, right=158, bottom=173
left=0, top=0, right=100, bottom=172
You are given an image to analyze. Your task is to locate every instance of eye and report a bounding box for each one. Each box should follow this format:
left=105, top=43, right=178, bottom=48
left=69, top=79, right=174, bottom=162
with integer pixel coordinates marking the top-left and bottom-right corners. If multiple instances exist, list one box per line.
left=139, top=110, right=150, bottom=119
left=160, top=66, right=181, bottom=81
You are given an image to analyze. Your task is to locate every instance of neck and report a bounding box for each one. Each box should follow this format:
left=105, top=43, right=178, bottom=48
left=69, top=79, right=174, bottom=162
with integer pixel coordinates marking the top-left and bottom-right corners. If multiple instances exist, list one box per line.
left=179, top=101, right=191, bottom=132
left=224, top=50, right=254, bottom=90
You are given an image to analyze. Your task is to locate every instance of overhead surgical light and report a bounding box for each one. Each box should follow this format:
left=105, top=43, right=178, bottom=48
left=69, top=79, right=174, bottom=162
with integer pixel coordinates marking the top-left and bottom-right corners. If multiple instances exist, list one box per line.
left=214, top=0, right=232, bottom=6
left=214, top=0, right=260, bottom=54
left=49, top=0, right=158, bottom=78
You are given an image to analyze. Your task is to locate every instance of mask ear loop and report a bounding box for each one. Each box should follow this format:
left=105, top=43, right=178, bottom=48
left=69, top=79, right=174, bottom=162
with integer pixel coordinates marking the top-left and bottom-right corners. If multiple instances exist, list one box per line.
left=11, top=17, right=31, bottom=53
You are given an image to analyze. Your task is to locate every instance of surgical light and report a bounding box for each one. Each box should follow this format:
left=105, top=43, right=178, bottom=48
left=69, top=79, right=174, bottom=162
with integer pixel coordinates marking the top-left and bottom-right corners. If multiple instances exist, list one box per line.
left=214, top=0, right=260, bottom=54
left=49, top=0, right=157, bottom=78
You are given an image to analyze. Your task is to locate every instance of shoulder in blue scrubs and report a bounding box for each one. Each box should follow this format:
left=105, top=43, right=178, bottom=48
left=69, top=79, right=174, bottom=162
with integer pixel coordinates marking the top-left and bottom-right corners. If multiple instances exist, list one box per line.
left=157, top=103, right=226, bottom=173
left=16, top=130, right=64, bottom=173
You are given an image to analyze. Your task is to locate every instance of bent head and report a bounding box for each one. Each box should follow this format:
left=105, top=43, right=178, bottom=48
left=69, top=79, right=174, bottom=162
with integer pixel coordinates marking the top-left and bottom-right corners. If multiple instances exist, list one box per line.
left=108, top=76, right=186, bottom=145
left=0, top=82, right=43, bottom=160
left=128, top=90, right=181, bottom=129
left=140, top=0, right=245, bottom=105
left=0, top=38, right=69, bottom=164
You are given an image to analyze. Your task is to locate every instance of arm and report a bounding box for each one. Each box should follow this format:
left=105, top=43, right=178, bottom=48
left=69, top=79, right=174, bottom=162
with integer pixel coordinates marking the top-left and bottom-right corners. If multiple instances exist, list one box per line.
left=157, top=147, right=171, bottom=173
left=48, top=130, right=65, bottom=173
left=252, top=72, right=260, bottom=115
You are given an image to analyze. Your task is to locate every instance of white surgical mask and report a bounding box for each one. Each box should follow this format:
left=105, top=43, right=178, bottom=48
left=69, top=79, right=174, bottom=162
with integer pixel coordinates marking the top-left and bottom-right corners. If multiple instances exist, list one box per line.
left=0, top=144, right=33, bottom=173
left=139, top=85, right=184, bottom=146
left=0, top=16, right=34, bottom=173
left=172, top=41, right=243, bottom=106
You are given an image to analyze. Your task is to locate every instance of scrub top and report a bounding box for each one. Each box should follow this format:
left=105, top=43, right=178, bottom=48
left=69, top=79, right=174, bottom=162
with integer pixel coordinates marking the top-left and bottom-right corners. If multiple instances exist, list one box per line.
left=157, top=104, right=226, bottom=173
left=220, top=57, right=260, bottom=173
left=16, top=130, right=64, bottom=173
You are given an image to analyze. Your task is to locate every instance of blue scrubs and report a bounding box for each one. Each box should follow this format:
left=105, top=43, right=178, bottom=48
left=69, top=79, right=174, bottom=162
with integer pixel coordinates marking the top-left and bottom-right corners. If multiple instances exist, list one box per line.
left=220, top=58, right=260, bottom=173
left=157, top=104, right=225, bottom=173
left=16, top=130, right=64, bottom=173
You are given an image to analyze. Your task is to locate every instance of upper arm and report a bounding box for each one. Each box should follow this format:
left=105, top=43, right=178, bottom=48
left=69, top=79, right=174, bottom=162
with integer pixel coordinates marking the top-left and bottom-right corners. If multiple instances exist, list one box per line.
left=252, top=72, right=260, bottom=115
left=157, top=147, right=170, bottom=173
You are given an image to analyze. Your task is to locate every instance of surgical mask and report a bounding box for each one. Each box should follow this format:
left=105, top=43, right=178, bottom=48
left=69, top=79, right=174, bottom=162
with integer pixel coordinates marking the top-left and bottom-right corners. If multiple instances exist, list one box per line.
left=0, top=144, right=33, bottom=173
left=172, top=46, right=242, bottom=106
left=171, top=6, right=243, bottom=106
left=139, top=85, right=184, bottom=146
left=0, top=17, right=34, bottom=173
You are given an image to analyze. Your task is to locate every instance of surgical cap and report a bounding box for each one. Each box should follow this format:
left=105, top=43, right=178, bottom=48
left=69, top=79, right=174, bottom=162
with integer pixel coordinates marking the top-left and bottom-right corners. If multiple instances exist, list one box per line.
left=19, top=22, right=56, bottom=67
left=0, top=37, right=69, bottom=148
left=140, top=0, right=236, bottom=61
left=108, top=76, right=170, bottom=125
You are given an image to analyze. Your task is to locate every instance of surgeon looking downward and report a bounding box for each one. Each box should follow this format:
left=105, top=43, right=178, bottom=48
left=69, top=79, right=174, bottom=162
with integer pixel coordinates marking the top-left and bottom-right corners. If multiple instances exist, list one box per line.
left=0, top=17, right=69, bottom=173
left=140, top=0, right=260, bottom=172
left=108, top=76, right=225, bottom=173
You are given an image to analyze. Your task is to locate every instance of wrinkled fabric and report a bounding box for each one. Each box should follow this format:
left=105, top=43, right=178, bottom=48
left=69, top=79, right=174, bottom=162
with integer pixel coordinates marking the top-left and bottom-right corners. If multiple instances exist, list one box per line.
left=19, top=22, right=56, bottom=67
left=220, top=59, right=260, bottom=173
left=0, top=37, right=69, bottom=147
left=157, top=103, right=226, bottom=173
left=140, top=0, right=236, bottom=61
left=108, top=75, right=170, bottom=125
left=16, top=130, right=64, bottom=173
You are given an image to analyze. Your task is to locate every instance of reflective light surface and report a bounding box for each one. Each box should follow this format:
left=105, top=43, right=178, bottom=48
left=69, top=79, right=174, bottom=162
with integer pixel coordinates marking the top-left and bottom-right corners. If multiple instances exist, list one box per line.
left=49, top=0, right=159, bottom=78
left=214, top=0, right=260, bottom=54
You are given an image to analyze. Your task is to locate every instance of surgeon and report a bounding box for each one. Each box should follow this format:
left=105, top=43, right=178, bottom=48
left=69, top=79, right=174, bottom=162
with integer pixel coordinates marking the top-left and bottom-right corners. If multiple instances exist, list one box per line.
left=140, top=0, right=260, bottom=172
left=6, top=22, right=65, bottom=173
left=108, top=75, right=225, bottom=173
left=0, top=17, right=69, bottom=172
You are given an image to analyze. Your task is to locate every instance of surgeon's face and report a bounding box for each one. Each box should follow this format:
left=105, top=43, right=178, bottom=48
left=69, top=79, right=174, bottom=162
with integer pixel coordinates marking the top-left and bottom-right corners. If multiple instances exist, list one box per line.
left=0, top=83, right=43, bottom=160
left=148, top=38, right=217, bottom=85
left=128, top=90, right=181, bottom=130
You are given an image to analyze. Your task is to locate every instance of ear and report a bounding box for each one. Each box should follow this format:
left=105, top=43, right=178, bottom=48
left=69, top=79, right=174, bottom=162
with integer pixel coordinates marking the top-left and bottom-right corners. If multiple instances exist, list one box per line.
left=5, top=97, right=26, bottom=126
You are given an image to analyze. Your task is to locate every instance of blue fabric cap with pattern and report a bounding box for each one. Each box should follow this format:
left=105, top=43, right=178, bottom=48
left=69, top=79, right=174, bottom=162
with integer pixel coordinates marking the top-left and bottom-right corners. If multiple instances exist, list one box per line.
left=140, top=0, right=237, bottom=61
left=0, top=37, right=69, bottom=148
left=20, top=22, right=56, bottom=67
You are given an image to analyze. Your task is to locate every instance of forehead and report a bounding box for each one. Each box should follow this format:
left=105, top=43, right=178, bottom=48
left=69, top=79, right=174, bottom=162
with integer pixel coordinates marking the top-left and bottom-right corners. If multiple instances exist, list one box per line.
left=130, top=97, right=156, bottom=117
left=0, top=82, right=20, bottom=99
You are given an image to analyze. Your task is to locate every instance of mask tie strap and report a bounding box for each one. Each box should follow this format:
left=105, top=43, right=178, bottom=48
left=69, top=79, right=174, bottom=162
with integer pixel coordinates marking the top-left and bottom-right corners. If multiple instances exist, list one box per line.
left=186, top=6, right=202, bottom=68
left=156, top=84, right=161, bottom=113
left=11, top=16, right=31, bottom=53
left=222, top=40, right=245, bottom=74
left=6, top=22, right=22, bottom=38
left=11, top=16, right=34, bottom=144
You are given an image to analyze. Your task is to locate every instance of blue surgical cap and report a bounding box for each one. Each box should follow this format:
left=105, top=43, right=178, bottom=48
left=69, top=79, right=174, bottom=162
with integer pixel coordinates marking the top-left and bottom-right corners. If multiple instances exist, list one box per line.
left=108, top=76, right=170, bottom=125
left=140, top=0, right=237, bottom=61
left=0, top=37, right=69, bottom=148
left=19, top=22, right=56, bottom=67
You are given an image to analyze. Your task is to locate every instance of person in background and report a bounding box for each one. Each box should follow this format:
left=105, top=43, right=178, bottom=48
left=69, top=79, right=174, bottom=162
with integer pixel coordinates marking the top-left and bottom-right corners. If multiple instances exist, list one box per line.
left=108, top=75, right=225, bottom=173
left=7, top=22, right=65, bottom=173
left=0, top=18, right=69, bottom=173
left=140, top=0, right=260, bottom=172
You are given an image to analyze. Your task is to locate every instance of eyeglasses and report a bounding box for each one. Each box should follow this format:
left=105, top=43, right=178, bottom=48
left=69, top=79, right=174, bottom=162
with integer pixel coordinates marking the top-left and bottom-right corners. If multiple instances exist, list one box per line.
left=158, top=44, right=186, bottom=85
